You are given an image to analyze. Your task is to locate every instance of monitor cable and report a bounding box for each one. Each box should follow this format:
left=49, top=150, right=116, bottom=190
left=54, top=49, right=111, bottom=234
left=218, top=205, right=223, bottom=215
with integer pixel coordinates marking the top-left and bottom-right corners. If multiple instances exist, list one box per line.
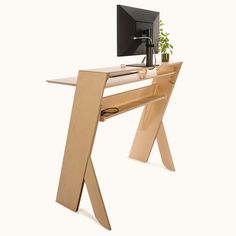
left=101, top=107, right=119, bottom=117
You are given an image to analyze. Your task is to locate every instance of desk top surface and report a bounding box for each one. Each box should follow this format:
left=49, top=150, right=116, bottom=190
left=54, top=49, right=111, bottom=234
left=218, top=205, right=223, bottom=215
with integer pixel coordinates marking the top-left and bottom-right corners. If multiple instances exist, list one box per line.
left=47, top=62, right=182, bottom=88
left=80, top=62, right=180, bottom=74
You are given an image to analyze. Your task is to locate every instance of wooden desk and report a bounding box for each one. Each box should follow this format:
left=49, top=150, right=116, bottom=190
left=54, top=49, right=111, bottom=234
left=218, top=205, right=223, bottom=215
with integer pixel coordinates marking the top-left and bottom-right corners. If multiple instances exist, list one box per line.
left=47, top=62, right=182, bottom=230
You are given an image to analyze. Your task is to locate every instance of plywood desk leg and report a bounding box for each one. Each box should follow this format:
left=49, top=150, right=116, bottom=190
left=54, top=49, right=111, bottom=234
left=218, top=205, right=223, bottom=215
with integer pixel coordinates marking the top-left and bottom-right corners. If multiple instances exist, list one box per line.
left=56, top=71, right=107, bottom=212
left=156, top=121, right=175, bottom=171
left=84, top=158, right=111, bottom=230
left=129, top=99, right=167, bottom=162
left=129, top=63, right=182, bottom=168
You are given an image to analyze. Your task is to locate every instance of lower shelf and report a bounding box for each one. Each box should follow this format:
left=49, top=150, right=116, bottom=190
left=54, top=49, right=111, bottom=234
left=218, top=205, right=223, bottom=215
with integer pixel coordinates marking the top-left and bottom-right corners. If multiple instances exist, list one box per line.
left=100, top=95, right=166, bottom=121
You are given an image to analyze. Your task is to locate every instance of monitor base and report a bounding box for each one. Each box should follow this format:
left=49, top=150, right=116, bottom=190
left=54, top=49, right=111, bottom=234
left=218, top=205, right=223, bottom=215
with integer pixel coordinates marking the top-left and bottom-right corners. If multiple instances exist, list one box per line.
left=126, top=63, right=158, bottom=68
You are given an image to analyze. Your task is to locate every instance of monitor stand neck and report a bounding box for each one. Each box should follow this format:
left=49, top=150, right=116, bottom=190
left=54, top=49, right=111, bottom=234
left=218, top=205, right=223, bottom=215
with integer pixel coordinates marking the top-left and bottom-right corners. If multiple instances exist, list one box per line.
left=145, top=29, right=153, bottom=67
left=126, top=29, right=155, bottom=68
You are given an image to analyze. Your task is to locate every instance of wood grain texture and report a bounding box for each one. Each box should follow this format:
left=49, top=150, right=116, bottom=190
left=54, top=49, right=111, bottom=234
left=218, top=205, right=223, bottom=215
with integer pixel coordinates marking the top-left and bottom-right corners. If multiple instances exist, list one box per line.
left=156, top=121, right=175, bottom=171
left=56, top=71, right=108, bottom=211
left=84, top=159, right=111, bottom=230
left=48, top=62, right=183, bottom=229
left=129, top=62, right=182, bottom=165
left=100, top=84, right=166, bottom=121
left=47, top=62, right=180, bottom=88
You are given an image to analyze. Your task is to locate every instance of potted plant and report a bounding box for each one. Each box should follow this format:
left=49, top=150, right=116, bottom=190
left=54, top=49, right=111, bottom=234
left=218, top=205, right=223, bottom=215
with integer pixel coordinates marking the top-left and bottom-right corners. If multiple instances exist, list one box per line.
left=158, top=19, right=173, bottom=62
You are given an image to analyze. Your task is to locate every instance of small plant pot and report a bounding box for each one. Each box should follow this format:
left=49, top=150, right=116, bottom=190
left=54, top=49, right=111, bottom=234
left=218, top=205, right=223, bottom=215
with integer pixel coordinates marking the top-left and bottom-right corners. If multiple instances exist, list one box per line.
left=161, top=53, right=170, bottom=62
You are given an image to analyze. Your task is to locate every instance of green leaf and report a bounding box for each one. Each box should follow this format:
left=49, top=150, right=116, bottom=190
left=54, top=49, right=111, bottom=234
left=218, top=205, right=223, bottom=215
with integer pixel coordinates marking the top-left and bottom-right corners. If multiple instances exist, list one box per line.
left=158, top=19, right=174, bottom=55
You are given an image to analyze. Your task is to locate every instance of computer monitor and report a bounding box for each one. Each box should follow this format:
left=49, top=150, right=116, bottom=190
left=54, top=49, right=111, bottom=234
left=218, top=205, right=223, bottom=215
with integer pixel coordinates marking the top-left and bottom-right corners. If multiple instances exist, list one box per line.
left=117, top=5, right=160, bottom=67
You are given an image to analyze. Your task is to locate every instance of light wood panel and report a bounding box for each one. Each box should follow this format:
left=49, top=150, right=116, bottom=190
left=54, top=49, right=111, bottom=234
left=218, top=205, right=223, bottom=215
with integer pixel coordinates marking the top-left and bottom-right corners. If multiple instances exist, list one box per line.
left=100, top=95, right=166, bottom=121
left=56, top=71, right=108, bottom=211
left=102, top=84, right=159, bottom=108
left=100, top=83, right=166, bottom=120
left=129, top=62, right=182, bottom=165
left=80, top=62, right=181, bottom=75
left=84, top=159, right=111, bottom=230
left=47, top=71, right=177, bottom=88
left=156, top=121, right=175, bottom=171
left=47, top=77, right=77, bottom=86
left=129, top=97, right=168, bottom=161
left=47, top=62, right=180, bottom=88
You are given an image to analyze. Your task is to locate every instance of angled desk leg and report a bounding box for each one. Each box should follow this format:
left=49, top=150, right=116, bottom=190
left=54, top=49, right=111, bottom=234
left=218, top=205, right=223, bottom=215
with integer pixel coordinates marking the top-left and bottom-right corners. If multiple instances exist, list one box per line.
left=156, top=121, right=175, bottom=171
left=129, top=98, right=168, bottom=163
left=84, top=158, right=111, bottom=230
left=56, top=71, right=111, bottom=229
left=129, top=63, right=182, bottom=170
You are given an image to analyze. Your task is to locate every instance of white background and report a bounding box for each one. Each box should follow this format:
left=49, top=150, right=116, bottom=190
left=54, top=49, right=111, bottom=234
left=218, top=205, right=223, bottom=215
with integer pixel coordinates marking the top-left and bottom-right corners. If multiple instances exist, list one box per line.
left=0, top=0, right=236, bottom=235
